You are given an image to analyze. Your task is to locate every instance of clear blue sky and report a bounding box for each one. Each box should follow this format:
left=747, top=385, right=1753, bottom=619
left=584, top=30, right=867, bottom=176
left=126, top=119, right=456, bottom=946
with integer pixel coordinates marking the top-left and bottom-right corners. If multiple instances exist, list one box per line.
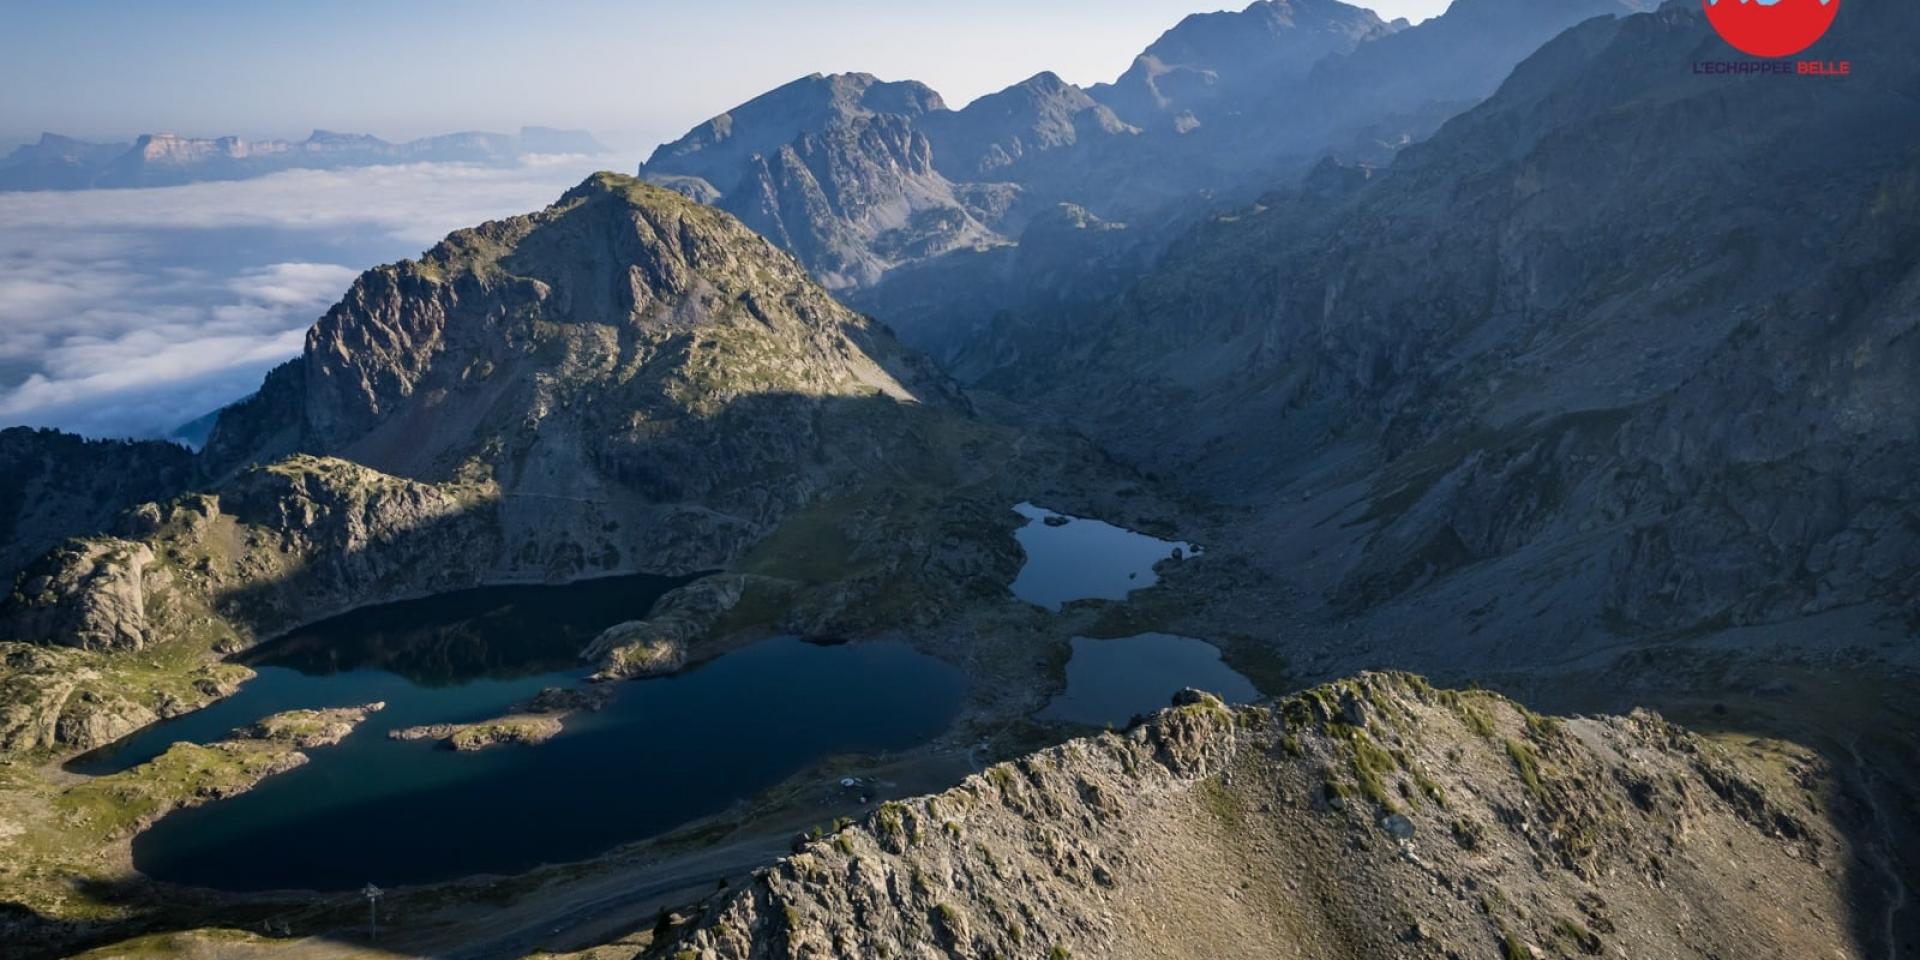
left=0, top=0, right=1453, bottom=150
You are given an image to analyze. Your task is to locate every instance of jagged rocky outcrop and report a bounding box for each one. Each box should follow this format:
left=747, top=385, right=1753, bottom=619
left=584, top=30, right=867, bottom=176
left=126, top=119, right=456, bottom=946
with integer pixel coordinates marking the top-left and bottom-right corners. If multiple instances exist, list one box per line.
left=0, top=643, right=250, bottom=755
left=0, top=126, right=605, bottom=191
left=919, top=72, right=1137, bottom=182
left=643, top=74, right=1006, bottom=289
left=655, top=675, right=1852, bottom=959
left=971, top=2, right=1920, bottom=665
left=3, top=456, right=504, bottom=657
left=0, top=428, right=196, bottom=585
left=646, top=74, right=946, bottom=192
left=582, top=575, right=757, bottom=680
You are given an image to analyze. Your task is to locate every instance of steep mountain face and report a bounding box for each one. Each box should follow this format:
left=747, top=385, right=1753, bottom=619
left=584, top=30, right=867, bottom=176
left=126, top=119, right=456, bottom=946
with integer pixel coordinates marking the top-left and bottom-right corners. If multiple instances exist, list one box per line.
left=918, top=72, right=1137, bottom=180
left=643, top=74, right=1017, bottom=290
left=976, top=3, right=1920, bottom=663
left=636, top=1, right=1408, bottom=293
left=644, top=73, right=948, bottom=193
left=847, top=202, right=1156, bottom=361
left=656, top=676, right=1856, bottom=959
left=198, top=172, right=963, bottom=581
left=0, top=428, right=196, bottom=584
left=645, top=1, right=1655, bottom=360
left=0, top=126, right=606, bottom=191
left=1087, top=0, right=1399, bottom=132
left=729, top=113, right=1003, bottom=289
left=1293, top=0, right=1658, bottom=163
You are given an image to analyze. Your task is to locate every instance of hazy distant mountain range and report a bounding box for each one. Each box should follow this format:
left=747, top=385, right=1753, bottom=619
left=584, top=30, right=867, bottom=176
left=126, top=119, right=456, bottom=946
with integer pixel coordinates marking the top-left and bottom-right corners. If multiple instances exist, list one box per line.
left=638, top=0, right=1654, bottom=300
left=0, top=125, right=606, bottom=191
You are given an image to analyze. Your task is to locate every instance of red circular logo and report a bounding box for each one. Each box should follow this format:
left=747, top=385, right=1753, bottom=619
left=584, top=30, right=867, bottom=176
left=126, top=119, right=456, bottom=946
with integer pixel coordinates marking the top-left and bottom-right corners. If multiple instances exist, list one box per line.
left=1702, top=0, right=1840, bottom=58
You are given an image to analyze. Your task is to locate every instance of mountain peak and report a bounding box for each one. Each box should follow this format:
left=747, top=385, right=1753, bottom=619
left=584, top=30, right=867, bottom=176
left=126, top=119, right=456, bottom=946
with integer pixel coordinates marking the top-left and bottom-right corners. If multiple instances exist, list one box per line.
left=642, top=72, right=946, bottom=189
left=1089, top=0, right=1395, bottom=125
left=1017, top=70, right=1072, bottom=92
left=205, top=167, right=947, bottom=479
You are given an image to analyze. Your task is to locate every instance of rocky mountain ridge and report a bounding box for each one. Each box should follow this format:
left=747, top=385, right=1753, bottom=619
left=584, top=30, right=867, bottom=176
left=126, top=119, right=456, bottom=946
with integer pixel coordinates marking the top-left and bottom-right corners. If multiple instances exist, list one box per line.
left=638, top=0, right=1658, bottom=362
left=1086, top=0, right=1402, bottom=131
left=653, top=675, right=1857, bottom=959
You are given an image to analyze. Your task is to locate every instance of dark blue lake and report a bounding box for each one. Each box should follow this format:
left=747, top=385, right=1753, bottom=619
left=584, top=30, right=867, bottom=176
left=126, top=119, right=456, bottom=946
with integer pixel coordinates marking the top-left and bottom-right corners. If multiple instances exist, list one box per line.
left=1039, top=633, right=1261, bottom=728
left=92, top=575, right=966, bottom=892
left=1008, top=502, right=1199, bottom=612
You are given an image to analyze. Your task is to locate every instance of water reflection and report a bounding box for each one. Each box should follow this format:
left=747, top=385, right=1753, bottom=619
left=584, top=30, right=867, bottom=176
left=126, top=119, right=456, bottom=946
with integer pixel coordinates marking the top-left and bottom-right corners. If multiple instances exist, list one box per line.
left=1008, top=502, right=1199, bottom=611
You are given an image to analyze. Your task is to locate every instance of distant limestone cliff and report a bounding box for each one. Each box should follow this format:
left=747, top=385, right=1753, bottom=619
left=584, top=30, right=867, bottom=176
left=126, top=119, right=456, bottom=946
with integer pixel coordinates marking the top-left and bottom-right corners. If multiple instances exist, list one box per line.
left=0, top=125, right=606, bottom=190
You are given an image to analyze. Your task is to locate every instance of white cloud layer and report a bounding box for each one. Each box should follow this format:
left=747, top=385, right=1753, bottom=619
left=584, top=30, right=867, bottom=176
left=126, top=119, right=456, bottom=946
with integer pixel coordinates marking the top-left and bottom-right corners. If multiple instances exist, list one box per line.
left=0, top=156, right=615, bottom=439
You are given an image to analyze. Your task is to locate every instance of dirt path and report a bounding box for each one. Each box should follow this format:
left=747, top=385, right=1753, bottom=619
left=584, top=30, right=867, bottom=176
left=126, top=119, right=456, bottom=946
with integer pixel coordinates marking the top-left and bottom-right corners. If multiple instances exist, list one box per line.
left=263, top=835, right=787, bottom=960
left=442, top=838, right=783, bottom=960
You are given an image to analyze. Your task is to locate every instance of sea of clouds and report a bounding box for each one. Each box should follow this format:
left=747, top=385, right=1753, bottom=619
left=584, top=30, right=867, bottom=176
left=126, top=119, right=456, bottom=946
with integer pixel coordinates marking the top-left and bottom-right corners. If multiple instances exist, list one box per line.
left=0, top=155, right=619, bottom=440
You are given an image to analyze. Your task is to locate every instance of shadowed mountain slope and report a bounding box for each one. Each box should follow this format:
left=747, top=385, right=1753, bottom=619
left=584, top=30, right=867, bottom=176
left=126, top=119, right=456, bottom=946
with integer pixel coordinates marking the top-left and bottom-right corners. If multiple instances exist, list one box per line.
left=641, top=0, right=1657, bottom=361
left=968, top=2, right=1920, bottom=663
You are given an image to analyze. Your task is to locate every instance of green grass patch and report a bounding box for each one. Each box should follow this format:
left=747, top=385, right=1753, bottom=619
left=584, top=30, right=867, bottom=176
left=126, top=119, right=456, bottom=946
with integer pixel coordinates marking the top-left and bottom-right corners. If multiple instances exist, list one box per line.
left=1553, top=915, right=1602, bottom=954
left=1340, top=726, right=1401, bottom=811
left=1505, top=738, right=1545, bottom=801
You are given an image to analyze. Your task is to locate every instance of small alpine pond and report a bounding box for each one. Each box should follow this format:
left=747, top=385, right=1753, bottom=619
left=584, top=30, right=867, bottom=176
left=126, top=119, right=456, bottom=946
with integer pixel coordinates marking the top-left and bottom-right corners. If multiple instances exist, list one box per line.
left=1039, top=633, right=1261, bottom=728
left=1008, top=502, right=1199, bottom=612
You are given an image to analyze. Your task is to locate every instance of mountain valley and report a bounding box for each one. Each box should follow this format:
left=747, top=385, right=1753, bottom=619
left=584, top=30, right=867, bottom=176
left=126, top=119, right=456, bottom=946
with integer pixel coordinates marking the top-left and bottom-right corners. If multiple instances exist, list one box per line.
left=0, top=2, right=1915, bottom=959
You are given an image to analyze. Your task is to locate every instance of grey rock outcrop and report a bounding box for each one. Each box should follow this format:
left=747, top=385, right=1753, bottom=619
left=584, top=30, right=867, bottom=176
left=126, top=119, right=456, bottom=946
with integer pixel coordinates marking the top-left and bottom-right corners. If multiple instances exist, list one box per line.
left=236, top=702, right=385, bottom=748
left=0, top=427, right=196, bottom=585
left=6, top=541, right=156, bottom=652
left=0, top=643, right=250, bottom=755
left=658, top=675, right=1852, bottom=959
left=582, top=574, right=771, bottom=680
left=1, top=456, right=503, bottom=659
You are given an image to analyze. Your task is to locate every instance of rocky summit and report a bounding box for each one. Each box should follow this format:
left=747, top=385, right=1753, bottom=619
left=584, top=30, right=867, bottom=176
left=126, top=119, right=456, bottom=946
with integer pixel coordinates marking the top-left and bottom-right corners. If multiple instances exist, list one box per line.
left=198, top=172, right=972, bottom=588
left=659, top=676, right=1852, bottom=960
